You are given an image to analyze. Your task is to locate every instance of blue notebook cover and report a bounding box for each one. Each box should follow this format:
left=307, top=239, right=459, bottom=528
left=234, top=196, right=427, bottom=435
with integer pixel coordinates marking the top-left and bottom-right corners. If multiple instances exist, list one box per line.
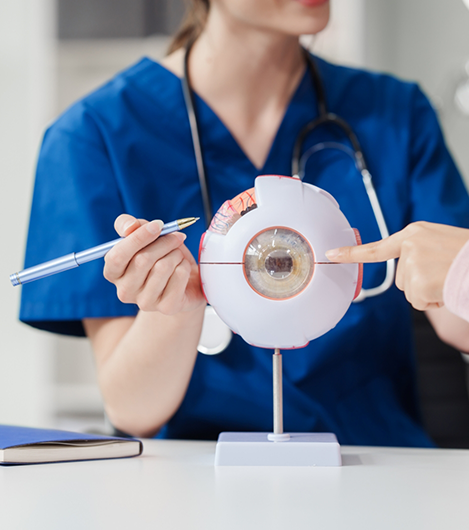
left=0, top=424, right=143, bottom=465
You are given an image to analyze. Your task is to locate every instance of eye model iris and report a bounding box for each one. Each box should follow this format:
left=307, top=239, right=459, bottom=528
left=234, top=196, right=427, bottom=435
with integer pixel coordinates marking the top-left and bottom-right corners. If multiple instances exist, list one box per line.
left=244, top=228, right=314, bottom=300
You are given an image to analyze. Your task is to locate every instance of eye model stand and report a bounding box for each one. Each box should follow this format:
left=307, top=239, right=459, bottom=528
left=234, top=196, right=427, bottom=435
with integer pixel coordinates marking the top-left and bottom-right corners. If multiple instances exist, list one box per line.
left=214, top=349, right=342, bottom=467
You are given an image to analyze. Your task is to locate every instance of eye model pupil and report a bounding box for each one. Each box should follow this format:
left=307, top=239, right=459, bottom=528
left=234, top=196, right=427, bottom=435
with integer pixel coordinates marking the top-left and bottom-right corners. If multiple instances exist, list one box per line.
left=265, top=250, right=293, bottom=279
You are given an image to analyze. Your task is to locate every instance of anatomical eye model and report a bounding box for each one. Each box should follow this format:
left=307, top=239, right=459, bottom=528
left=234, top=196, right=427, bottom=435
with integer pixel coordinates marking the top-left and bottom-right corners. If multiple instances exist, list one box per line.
left=200, top=176, right=363, bottom=464
left=199, top=175, right=362, bottom=350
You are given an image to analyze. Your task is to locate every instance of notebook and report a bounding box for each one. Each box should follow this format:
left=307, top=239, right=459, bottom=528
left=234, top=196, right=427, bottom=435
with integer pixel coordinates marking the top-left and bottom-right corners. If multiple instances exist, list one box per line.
left=0, top=424, right=143, bottom=465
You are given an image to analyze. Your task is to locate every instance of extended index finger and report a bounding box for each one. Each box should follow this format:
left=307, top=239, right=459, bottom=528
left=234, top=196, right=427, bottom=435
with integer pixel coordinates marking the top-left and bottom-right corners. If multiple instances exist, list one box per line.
left=326, top=230, right=407, bottom=263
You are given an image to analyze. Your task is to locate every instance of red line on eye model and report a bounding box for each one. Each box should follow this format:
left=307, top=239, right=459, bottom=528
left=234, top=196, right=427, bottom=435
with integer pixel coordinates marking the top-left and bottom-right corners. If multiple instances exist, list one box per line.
left=199, top=261, right=341, bottom=265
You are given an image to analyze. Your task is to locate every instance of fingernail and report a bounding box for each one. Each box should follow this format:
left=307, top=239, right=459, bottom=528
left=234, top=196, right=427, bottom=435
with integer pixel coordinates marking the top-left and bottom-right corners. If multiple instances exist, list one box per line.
left=173, top=232, right=187, bottom=242
left=123, top=219, right=138, bottom=233
left=325, top=249, right=340, bottom=259
left=147, top=220, right=164, bottom=235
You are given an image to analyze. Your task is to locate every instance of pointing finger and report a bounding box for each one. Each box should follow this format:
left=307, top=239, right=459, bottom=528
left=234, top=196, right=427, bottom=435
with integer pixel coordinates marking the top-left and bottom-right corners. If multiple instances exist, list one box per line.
left=326, top=230, right=409, bottom=263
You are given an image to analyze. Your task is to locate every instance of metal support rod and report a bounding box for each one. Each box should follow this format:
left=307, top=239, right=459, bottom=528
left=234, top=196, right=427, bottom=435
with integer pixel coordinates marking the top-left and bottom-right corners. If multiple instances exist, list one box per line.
left=273, top=348, right=283, bottom=434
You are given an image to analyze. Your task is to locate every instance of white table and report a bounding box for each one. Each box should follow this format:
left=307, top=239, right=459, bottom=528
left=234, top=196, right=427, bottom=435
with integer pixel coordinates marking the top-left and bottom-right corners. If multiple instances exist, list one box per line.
left=1, top=439, right=469, bottom=530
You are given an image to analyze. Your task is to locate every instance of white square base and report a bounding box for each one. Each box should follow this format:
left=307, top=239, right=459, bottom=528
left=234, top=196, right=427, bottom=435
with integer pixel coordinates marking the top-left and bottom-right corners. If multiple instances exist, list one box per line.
left=214, top=432, right=342, bottom=467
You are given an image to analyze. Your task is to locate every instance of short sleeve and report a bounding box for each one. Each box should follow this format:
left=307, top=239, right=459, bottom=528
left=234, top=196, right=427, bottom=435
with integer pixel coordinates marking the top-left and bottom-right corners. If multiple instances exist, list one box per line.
left=408, top=86, right=469, bottom=227
left=19, top=102, right=138, bottom=336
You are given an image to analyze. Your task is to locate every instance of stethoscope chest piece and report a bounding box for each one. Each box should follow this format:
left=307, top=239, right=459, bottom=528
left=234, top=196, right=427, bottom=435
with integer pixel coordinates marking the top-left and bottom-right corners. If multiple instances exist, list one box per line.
left=198, top=305, right=233, bottom=355
left=198, top=175, right=362, bottom=350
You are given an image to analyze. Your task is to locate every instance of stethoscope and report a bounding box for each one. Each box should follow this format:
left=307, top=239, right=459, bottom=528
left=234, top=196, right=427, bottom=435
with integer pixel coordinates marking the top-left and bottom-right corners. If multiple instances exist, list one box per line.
left=182, top=44, right=395, bottom=353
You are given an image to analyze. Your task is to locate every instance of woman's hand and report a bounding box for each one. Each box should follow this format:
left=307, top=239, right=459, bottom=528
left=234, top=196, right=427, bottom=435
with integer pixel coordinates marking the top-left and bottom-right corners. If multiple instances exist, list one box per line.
left=326, top=221, right=469, bottom=311
left=103, top=214, right=205, bottom=314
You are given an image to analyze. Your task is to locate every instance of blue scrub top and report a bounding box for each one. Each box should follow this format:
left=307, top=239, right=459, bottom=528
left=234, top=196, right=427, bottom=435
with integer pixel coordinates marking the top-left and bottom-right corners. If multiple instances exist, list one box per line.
left=20, top=55, right=469, bottom=447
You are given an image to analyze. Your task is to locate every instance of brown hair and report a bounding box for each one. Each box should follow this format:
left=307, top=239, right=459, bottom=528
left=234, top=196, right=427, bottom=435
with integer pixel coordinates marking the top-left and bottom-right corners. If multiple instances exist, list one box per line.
left=167, top=0, right=210, bottom=54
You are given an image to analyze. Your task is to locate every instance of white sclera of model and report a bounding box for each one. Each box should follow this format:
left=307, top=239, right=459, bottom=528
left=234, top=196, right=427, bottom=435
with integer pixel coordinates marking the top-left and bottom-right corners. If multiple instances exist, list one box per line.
left=199, top=175, right=361, bottom=350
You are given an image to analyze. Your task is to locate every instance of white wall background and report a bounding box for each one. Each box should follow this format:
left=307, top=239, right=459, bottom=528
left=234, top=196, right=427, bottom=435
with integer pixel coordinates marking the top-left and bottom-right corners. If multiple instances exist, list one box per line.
left=1, top=0, right=469, bottom=430
left=0, top=0, right=56, bottom=426
left=363, top=0, right=469, bottom=184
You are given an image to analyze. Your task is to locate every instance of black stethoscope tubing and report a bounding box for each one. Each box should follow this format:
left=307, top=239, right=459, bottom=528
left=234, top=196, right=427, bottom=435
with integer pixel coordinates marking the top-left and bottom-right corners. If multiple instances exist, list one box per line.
left=182, top=43, right=213, bottom=228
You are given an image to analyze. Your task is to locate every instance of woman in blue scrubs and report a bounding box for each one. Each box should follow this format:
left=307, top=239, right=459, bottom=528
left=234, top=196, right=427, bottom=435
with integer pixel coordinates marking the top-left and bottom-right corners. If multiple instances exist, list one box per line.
left=20, top=0, right=469, bottom=444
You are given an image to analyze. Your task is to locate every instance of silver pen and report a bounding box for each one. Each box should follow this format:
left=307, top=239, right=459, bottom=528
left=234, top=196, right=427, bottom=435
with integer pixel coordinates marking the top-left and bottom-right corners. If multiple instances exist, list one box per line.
left=10, top=217, right=199, bottom=287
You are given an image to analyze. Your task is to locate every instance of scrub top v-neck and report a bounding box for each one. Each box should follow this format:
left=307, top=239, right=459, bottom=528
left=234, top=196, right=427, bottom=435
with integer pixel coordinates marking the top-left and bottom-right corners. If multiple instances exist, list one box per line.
left=19, top=54, right=469, bottom=447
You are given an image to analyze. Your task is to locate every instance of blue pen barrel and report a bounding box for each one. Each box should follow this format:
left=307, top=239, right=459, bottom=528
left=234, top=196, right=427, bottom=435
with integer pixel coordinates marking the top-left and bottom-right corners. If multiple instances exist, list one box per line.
left=159, top=220, right=179, bottom=235
left=75, top=237, right=123, bottom=265
left=9, top=217, right=197, bottom=287
left=10, top=237, right=124, bottom=286
left=10, top=253, right=79, bottom=286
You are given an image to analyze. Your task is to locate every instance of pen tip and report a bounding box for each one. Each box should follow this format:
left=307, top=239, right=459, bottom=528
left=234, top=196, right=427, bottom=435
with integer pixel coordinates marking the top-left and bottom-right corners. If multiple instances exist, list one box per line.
left=177, top=217, right=201, bottom=230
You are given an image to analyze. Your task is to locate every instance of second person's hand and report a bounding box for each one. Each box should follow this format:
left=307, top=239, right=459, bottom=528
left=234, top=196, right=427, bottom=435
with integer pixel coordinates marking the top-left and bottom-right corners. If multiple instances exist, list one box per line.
left=103, top=214, right=206, bottom=314
left=326, top=221, right=469, bottom=311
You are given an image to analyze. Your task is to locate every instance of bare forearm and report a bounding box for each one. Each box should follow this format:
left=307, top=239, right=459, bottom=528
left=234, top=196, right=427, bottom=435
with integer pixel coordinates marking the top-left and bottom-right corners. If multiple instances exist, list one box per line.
left=84, top=305, right=206, bottom=437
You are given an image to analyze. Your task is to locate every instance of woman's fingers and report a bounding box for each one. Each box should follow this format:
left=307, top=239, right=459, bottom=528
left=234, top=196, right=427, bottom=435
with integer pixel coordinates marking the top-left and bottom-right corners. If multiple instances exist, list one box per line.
left=126, top=246, right=187, bottom=311
left=104, top=214, right=190, bottom=312
left=152, top=259, right=192, bottom=315
left=116, top=232, right=186, bottom=284
left=394, top=256, right=405, bottom=294
left=403, top=275, right=437, bottom=311
left=104, top=219, right=164, bottom=281
left=103, top=213, right=205, bottom=314
left=178, top=238, right=198, bottom=266
left=114, top=214, right=145, bottom=237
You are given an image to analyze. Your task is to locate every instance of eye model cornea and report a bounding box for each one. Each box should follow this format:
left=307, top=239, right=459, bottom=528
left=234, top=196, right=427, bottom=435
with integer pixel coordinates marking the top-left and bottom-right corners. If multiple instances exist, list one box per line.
left=243, top=227, right=315, bottom=300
